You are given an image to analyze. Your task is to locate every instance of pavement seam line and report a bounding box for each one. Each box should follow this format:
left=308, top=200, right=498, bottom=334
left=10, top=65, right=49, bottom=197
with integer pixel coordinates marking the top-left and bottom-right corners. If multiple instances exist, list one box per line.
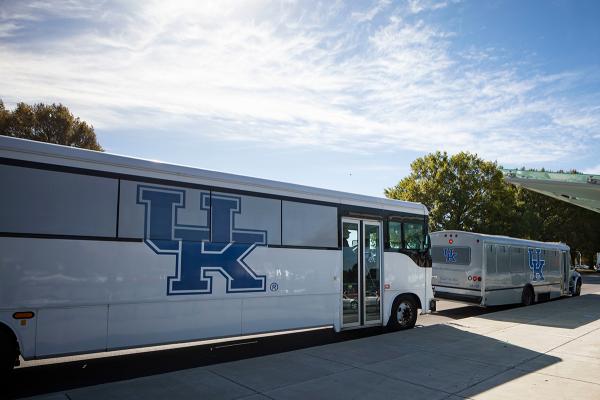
left=230, top=350, right=453, bottom=398
left=512, top=368, right=600, bottom=387
left=204, top=368, right=262, bottom=397
left=298, top=349, right=361, bottom=369
left=208, top=352, right=356, bottom=396
left=366, top=352, right=516, bottom=398
left=446, top=322, right=600, bottom=395
left=541, top=323, right=600, bottom=355
left=350, top=361, right=457, bottom=396
left=451, top=306, right=600, bottom=395
left=248, top=366, right=361, bottom=396
left=505, top=323, right=600, bottom=386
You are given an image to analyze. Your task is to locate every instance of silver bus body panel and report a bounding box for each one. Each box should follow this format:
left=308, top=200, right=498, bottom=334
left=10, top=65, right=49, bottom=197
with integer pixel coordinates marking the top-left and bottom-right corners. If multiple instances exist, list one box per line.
left=431, top=231, right=572, bottom=307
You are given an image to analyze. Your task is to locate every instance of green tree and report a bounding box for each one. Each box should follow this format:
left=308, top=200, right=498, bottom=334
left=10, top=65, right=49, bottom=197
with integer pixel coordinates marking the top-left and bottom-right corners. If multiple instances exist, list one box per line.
left=385, top=152, right=600, bottom=264
left=515, top=185, right=600, bottom=264
left=0, top=100, right=103, bottom=151
left=385, top=151, right=518, bottom=234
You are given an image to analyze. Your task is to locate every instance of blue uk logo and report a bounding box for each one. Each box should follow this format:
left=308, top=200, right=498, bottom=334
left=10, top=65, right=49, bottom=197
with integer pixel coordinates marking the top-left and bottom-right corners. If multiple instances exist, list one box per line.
left=528, top=248, right=545, bottom=281
left=137, top=185, right=267, bottom=295
left=443, top=248, right=457, bottom=263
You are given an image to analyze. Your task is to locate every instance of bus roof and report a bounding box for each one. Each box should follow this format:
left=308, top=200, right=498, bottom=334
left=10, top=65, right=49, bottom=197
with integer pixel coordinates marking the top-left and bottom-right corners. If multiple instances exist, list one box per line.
left=0, top=136, right=427, bottom=215
left=431, top=230, right=569, bottom=250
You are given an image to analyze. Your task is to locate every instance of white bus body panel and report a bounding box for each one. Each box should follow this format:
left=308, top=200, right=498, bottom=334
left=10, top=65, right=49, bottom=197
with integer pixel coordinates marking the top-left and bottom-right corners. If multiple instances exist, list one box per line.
left=431, top=231, right=571, bottom=307
left=0, top=238, right=340, bottom=357
left=382, top=253, right=432, bottom=324
left=0, top=136, right=429, bottom=360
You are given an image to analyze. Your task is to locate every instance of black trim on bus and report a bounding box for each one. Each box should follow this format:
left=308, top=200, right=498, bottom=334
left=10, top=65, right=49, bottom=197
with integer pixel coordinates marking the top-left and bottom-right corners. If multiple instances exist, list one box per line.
left=0, top=232, right=143, bottom=242
left=486, top=283, right=561, bottom=292
left=359, top=220, right=365, bottom=326
left=267, top=244, right=340, bottom=251
left=0, top=157, right=426, bottom=216
left=433, top=283, right=562, bottom=293
left=433, top=284, right=481, bottom=292
left=0, top=233, right=342, bottom=250
left=434, top=292, right=482, bottom=304
left=485, top=286, right=525, bottom=291
left=0, top=156, right=429, bottom=253
left=116, top=178, right=121, bottom=238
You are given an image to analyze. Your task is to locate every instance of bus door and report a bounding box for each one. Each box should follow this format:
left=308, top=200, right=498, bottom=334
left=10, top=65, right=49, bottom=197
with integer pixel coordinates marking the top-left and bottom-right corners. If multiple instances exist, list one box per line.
left=341, top=218, right=382, bottom=328
left=561, top=251, right=570, bottom=294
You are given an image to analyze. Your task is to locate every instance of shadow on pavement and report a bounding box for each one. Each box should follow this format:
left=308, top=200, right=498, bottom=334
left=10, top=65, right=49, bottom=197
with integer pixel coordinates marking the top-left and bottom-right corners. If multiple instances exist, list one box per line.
left=5, top=323, right=570, bottom=399
left=4, top=326, right=383, bottom=399
left=477, top=293, right=600, bottom=329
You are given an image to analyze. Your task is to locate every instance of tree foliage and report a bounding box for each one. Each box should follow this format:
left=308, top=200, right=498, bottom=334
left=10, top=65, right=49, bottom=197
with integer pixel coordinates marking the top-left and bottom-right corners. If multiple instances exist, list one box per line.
left=385, top=151, right=517, bottom=234
left=385, top=151, right=600, bottom=263
left=514, top=188, right=600, bottom=264
left=0, top=100, right=103, bottom=151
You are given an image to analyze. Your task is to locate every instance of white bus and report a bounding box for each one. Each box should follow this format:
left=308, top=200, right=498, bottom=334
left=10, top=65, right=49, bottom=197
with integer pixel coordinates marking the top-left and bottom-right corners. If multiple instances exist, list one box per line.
left=0, top=136, right=433, bottom=371
left=430, top=231, right=582, bottom=307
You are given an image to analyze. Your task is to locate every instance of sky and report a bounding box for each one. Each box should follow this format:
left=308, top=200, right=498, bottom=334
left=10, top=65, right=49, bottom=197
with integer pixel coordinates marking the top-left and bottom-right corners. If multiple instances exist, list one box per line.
left=1, top=0, right=599, bottom=197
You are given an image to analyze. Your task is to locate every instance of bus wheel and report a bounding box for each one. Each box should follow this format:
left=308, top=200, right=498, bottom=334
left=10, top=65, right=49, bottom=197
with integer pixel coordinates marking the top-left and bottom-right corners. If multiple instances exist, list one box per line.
left=388, top=295, right=417, bottom=331
left=0, top=328, right=18, bottom=373
left=521, top=286, right=535, bottom=306
left=573, top=279, right=582, bottom=297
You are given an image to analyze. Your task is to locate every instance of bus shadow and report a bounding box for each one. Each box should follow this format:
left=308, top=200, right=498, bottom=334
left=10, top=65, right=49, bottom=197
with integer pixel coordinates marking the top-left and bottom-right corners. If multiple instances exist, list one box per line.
left=432, top=303, right=516, bottom=320
left=4, top=327, right=383, bottom=399
left=5, top=323, right=571, bottom=399
left=9, top=291, right=599, bottom=399
left=364, top=323, right=564, bottom=397
left=475, top=293, right=600, bottom=330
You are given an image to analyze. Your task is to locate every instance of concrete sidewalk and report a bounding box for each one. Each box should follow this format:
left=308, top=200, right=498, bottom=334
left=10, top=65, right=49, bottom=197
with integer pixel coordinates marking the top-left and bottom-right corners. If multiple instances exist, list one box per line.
left=24, top=293, right=600, bottom=400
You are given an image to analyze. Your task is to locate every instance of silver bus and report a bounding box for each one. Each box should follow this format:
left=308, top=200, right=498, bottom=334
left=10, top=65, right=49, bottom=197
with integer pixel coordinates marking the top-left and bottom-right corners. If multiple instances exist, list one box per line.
left=431, top=231, right=582, bottom=307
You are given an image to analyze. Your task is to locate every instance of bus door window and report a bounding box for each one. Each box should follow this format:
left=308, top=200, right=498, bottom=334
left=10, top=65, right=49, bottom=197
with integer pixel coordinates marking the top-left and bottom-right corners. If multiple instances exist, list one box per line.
left=364, top=223, right=381, bottom=322
left=342, top=221, right=360, bottom=325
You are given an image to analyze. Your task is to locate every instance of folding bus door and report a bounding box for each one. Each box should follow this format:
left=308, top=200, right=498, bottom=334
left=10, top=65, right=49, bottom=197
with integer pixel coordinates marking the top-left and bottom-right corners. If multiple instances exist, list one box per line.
left=341, top=218, right=382, bottom=328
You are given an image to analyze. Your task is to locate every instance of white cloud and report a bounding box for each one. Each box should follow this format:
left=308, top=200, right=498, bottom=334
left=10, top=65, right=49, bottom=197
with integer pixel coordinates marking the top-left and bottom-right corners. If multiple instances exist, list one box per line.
left=0, top=0, right=598, bottom=167
left=407, top=0, right=454, bottom=14
left=352, top=0, right=392, bottom=22
left=583, top=165, right=600, bottom=174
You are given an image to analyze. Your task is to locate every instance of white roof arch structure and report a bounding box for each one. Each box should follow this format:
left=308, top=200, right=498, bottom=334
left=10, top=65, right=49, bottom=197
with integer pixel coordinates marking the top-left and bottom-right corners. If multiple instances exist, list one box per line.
left=502, top=169, right=600, bottom=214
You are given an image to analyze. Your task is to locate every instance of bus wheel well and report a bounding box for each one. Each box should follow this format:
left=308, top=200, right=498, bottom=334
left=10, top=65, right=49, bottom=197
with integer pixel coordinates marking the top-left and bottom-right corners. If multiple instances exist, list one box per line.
left=521, top=284, right=535, bottom=306
left=395, top=293, right=422, bottom=310
left=0, top=322, right=21, bottom=367
left=387, top=293, right=420, bottom=331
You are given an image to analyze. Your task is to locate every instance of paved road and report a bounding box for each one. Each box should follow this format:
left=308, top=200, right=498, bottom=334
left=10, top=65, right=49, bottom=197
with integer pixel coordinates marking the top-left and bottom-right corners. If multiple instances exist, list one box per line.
left=6, top=272, right=600, bottom=399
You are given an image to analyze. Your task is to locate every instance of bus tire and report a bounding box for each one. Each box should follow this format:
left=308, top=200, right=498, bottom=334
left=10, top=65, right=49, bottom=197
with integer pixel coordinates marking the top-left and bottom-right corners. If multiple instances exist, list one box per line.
left=573, top=279, right=582, bottom=296
left=387, top=295, right=418, bottom=331
left=0, top=327, right=18, bottom=373
left=521, top=285, right=535, bottom=306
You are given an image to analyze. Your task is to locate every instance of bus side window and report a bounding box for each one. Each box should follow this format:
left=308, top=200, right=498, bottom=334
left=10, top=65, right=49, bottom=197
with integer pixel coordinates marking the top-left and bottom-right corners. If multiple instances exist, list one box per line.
left=509, top=247, right=524, bottom=273
left=486, top=244, right=497, bottom=273
left=497, top=245, right=509, bottom=273
left=404, top=222, right=424, bottom=251
left=388, top=221, right=402, bottom=250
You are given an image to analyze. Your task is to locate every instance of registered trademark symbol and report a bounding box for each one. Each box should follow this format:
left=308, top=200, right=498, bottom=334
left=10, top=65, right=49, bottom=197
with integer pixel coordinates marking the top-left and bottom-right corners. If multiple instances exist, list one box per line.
left=270, top=282, right=279, bottom=292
